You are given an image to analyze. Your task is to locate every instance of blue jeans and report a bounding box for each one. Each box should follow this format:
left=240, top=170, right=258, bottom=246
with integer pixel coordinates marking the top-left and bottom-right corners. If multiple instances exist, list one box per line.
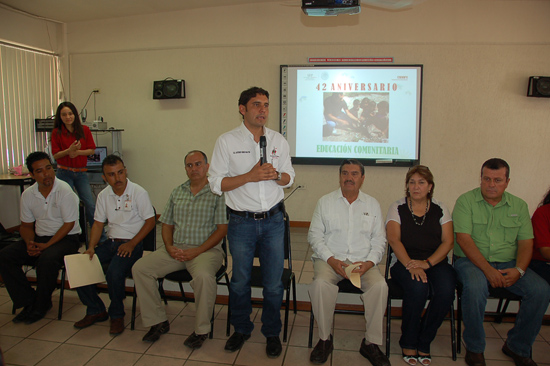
left=529, top=260, right=550, bottom=286
left=228, top=210, right=285, bottom=338
left=76, top=239, right=143, bottom=319
left=391, top=260, right=456, bottom=354
left=454, top=257, right=550, bottom=357
left=56, top=169, right=107, bottom=242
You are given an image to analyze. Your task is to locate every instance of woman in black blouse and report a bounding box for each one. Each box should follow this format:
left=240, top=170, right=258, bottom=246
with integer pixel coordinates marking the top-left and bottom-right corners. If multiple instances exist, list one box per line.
left=386, top=165, right=456, bottom=366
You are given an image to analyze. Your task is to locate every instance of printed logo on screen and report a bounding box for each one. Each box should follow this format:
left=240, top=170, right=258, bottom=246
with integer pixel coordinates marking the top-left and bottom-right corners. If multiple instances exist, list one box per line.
left=396, top=76, right=408, bottom=81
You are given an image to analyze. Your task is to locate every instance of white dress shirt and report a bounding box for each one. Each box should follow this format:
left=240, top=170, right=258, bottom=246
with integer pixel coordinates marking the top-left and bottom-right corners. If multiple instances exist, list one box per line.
left=94, top=178, right=154, bottom=240
left=308, top=188, right=386, bottom=265
left=209, top=122, right=295, bottom=212
left=20, top=177, right=81, bottom=237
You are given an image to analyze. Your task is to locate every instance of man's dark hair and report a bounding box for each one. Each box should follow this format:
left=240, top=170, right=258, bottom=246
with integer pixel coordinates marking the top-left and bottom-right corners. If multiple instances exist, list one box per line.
left=238, top=87, right=269, bottom=107
left=339, top=159, right=364, bottom=176
left=26, top=151, right=52, bottom=173
left=481, top=158, right=510, bottom=179
left=185, top=150, right=208, bottom=164
left=102, top=154, right=125, bottom=173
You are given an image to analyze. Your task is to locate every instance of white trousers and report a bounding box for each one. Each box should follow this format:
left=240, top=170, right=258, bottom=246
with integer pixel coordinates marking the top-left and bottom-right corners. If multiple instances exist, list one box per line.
left=132, top=245, right=223, bottom=334
left=308, top=257, right=388, bottom=345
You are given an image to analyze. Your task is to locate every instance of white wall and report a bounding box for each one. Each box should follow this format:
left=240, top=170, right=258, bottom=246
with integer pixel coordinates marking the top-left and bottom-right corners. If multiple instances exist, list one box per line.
left=64, top=0, right=550, bottom=221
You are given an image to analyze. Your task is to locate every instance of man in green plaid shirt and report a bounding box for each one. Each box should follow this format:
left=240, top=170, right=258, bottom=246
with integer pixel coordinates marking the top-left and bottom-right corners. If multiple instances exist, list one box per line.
left=132, top=150, right=228, bottom=348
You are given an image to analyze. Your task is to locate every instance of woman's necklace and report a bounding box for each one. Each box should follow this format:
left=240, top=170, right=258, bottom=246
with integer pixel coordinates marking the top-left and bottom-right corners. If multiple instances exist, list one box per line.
left=408, top=197, right=429, bottom=226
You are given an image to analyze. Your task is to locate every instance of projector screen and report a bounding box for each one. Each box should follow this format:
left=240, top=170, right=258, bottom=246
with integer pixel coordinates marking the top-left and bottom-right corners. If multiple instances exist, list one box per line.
left=280, top=64, right=423, bottom=166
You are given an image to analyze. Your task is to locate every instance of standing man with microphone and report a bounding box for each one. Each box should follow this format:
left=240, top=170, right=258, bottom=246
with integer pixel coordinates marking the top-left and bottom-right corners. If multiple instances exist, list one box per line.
left=209, top=87, right=295, bottom=358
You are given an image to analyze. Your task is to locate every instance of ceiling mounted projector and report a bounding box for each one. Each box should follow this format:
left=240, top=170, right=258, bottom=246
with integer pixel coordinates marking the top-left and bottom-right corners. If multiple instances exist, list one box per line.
left=302, top=0, right=361, bottom=16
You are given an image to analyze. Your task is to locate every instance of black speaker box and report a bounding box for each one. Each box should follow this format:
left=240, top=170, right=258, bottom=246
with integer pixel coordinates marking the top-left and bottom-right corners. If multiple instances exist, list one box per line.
left=527, top=76, right=550, bottom=98
left=153, top=79, right=185, bottom=99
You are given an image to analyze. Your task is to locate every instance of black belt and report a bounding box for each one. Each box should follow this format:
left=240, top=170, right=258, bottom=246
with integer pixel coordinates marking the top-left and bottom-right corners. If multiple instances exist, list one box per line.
left=228, top=202, right=283, bottom=220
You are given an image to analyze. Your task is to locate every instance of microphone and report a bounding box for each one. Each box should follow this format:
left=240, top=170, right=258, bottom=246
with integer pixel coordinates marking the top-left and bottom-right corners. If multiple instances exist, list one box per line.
left=259, top=135, right=267, bottom=165
left=81, top=108, right=87, bottom=122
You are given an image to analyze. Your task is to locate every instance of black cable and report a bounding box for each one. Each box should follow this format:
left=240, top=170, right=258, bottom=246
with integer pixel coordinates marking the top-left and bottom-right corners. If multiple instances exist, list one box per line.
left=284, top=186, right=302, bottom=202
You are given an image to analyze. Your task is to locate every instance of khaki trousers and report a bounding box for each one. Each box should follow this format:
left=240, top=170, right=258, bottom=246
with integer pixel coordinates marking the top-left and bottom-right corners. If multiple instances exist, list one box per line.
left=132, top=245, right=223, bottom=334
left=308, top=257, right=388, bottom=345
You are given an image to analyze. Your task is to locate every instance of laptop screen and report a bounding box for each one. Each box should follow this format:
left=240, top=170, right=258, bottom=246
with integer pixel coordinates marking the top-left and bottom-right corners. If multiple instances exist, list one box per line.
left=87, top=146, right=108, bottom=168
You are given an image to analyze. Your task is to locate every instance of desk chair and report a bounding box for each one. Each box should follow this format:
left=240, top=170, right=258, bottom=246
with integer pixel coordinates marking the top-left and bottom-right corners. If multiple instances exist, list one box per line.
left=226, top=210, right=297, bottom=342
left=13, top=201, right=89, bottom=320
left=157, top=238, right=230, bottom=338
left=385, top=246, right=456, bottom=360
left=307, top=278, right=363, bottom=348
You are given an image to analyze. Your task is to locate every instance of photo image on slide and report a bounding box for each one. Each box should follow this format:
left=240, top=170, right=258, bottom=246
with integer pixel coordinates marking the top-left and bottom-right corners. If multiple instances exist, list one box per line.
left=322, top=92, right=389, bottom=143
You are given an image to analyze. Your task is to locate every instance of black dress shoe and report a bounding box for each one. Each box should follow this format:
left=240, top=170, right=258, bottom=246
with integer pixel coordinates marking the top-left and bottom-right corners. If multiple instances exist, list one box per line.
left=502, top=343, right=537, bottom=366
left=465, top=349, right=486, bottom=366
left=24, top=310, right=47, bottom=324
left=12, top=305, right=33, bottom=324
left=266, top=336, right=282, bottom=358
left=224, top=332, right=251, bottom=352
left=310, top=335, right=334, bottom=364
left=184, top=332, right=209, bottom=349
left=359, top=339, right=390, bottom=366
left=142, top=320, right=170, bottom=342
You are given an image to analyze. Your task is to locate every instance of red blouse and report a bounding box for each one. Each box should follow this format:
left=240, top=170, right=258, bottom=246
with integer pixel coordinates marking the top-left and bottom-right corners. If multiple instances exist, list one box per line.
left=51, top=125, right=96, bottom=168
left=532, top=204, right=550, bottom=262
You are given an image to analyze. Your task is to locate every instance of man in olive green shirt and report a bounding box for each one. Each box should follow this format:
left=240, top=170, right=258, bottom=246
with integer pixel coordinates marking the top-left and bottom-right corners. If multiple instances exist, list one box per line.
left=453, top=158, right=550, bottom=366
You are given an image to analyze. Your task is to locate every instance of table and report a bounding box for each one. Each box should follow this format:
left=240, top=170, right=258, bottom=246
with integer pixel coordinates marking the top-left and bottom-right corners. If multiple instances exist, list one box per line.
left=0, top=174, right=34, bottom=194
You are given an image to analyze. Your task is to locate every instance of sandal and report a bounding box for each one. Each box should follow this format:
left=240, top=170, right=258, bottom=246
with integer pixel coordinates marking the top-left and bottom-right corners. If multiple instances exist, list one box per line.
left=418, top=354, right=431, bottom=366
left=402, top=352, right=418, bottom=366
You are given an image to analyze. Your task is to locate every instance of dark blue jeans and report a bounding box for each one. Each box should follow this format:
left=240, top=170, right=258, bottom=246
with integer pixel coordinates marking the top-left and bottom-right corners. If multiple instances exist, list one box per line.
left=455, top=257, right=550, bottom=357
left=228, top=210, right=285, bottom=338
left=391, top=260, right=456, bottom=354
left=76, top=239, right=143, bottom=319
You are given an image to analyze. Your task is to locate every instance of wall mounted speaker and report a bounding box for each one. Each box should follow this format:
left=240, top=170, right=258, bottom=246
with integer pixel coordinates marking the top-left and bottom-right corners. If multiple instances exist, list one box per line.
left=527, top=76, right=550, bottom=98
left=153, top=79, right=185, bottom=99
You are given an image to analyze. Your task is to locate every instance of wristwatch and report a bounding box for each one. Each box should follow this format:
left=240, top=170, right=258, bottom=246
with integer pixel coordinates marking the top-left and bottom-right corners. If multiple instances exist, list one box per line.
left=515, top=266, right=525, bottom=278
left=276, top=171, right=282, bottom=181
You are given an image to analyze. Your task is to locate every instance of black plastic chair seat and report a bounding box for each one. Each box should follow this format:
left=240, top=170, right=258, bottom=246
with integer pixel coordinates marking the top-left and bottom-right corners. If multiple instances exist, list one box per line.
left=165, top=265, right=228, bottom=283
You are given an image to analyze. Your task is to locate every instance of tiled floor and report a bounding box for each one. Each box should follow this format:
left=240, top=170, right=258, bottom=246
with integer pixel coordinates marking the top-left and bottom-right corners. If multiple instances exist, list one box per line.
left=1, top=226, right=550, bottom=365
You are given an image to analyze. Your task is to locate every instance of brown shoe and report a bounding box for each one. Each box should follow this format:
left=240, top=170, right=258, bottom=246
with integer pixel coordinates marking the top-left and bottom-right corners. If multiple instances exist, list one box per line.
left=502, top=343, right=537, bottom=366
left=184, top=332, right=209, bottom=349
left=310, top=335, right=333, bottom=364
left=74, top=311, right=109, bottom=329
left=359, top=340, right=390, bottom=366
left=465, top=349, right=486, bottom=366
left=109, top=317, right=125, bottom=335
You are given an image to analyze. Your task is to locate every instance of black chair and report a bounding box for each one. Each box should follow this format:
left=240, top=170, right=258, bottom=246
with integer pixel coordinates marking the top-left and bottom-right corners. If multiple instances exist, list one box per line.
left=308, top=277, right=363, bottom=348
left=226, top=210, right=297, bottom=342
left=455, top=281, right=521, bottom=354
left=385, top=246, right=456, bottom=360
left=13, top=201, right=88, bottom=320
left=156, top=238, right=230, bottom=338
left=129, top=209, right=157, bottom=330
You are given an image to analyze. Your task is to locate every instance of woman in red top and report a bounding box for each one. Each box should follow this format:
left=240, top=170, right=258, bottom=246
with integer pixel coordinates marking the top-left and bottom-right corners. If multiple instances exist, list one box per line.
left=51, top=102, right=101, bottom=236
left=530, top=187, right=550, bottom=285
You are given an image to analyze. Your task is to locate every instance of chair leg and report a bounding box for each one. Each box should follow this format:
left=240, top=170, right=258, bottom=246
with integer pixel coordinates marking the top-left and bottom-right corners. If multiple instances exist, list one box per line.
left=283, top=285, right=290, bottom=342
left=58, top=268, right=66, bottom=320
left=209, top=308, right=215, bottom=339
left=386, top=296, right=391, bottom=357
left=226, top=282, right=231, bottom=337
left=457, top=294, right=462, bottom=354
left=308, top=310, right=314, bottom=348
left=450, top=304, right=457, bottom=361
left=158, top=278, right=168, bottom=305
left=292, top=277, right=297, bottom=314
left=131, top=284, right=138, bottom=330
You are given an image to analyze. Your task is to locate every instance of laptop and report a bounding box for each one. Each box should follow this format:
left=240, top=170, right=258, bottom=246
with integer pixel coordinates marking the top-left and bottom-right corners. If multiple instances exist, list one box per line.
left=87, top=146, right=108, bottom=168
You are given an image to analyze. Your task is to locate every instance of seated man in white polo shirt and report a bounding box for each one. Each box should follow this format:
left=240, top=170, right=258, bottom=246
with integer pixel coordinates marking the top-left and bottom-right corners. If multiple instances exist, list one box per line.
left=0, top=151, right=81, bottom=324
left=73, top=154, right=155, bottom=335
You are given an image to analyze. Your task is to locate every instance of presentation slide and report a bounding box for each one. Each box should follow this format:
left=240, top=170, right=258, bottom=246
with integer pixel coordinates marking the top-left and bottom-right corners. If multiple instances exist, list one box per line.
left=281, top=65, right=423, bottom=166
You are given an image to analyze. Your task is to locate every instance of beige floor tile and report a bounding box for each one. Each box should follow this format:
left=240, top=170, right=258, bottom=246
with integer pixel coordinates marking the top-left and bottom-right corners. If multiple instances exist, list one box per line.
left=298, top=271, right=314, bottom=284
left=334, top=313, right=366, bottom=331
left=104, top=327, right=152, bottom=353
left=185, top=361, right=231, bottom=366
left=282, top=345, right=314, bottom=366
left=146, top=333, right=192, bottom=359
left=0, top=313, right=14, bottom=328
left=288, top=325, right=311, bottom=348
left=36, top=343, right=99, bottom=366
left=0, top=300, right=15, bottom=315
left=533, top=339, right=550, bottom=363
left=331, top=348, right=366, bottom=365
left=188, top=338, right=239, bottom=364
left=66, top=323, right=114, bottom=348
left=0, top=334, right=23, bottom=352
left=293, top=310, right=313, bottom=327
left=0, top=317, right=52, bottom=338
left=211, top=317, right=231, bottom=340
left=28, top=319, right=79, bottom=342
left=538, top=324, right=550, bottom=342
left=85, top=348, right=142, bottom=366
left=169, top=315, right=195, bottom=335
left=332, top=329, right=364, bottom=351
left=483, top=337, right=508, bottom=361
left=428, top=335, right=455, bottom=358
left=234, top=340, right=284, bottom=366
left=57, top=303, right=90, bottom=323
left=134, top=354, right=186, bottom=366
left=2, top=338, right=60, bottom=366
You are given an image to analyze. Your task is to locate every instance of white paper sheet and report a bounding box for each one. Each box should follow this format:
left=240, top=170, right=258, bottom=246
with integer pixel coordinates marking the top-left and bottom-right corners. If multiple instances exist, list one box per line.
left=64, top=253, right=106, bottom=289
